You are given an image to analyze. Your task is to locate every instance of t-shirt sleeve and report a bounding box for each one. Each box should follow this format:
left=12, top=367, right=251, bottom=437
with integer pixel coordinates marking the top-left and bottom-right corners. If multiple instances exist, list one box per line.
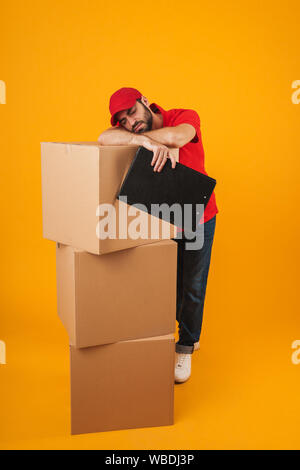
left=172, top=109, right=201, bottom=143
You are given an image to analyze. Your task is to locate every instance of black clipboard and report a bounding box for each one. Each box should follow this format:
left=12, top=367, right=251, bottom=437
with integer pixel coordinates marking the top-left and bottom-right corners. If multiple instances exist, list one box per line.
left=117, top=146, right=216, bottom=232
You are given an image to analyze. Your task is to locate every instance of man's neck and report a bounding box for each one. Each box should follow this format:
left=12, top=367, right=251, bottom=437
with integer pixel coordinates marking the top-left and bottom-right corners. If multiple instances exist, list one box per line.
left=151, top=111, right=164, bottom=130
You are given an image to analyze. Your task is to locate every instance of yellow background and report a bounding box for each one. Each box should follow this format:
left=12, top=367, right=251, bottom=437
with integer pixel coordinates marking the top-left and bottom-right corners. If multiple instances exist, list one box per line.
left=1, top=0, right=300, bottom=450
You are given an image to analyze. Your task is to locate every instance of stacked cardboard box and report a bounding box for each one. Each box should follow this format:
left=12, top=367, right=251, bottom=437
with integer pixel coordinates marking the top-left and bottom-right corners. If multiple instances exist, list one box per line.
left=41, top=142, right=179, bottom=434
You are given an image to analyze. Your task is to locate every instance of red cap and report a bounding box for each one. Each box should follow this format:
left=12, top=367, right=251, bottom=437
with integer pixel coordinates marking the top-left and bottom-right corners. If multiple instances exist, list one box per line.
left=109, top=87, right=142, bottom=126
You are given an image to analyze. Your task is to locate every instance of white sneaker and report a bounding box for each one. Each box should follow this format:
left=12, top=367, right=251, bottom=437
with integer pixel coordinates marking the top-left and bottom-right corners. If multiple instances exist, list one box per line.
left=175, top=353, right=192, bottom=383
left=194, top=342, right=200, bottom=351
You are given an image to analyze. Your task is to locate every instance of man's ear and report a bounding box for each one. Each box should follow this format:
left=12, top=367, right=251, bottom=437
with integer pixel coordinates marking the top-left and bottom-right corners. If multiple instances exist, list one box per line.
left=140, top=95, right=150, bottom=107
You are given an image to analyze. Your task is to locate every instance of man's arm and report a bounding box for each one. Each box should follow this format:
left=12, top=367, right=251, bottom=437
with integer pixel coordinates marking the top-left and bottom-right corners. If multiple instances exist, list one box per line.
left=97, top=127, right=177, bottom=172
left=98, top=123, right=196, bottom=148
left=142, top=124, right=196, bottom=148
left=98, top=126, right=143, bottom=146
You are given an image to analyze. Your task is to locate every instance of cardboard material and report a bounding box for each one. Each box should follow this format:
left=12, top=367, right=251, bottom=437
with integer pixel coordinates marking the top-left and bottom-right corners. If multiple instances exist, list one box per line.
left=41, top=142, right=179, bottom=254
left=70, top=334, right=175, bottom=434
left=56, top=240, right=177, bottom=348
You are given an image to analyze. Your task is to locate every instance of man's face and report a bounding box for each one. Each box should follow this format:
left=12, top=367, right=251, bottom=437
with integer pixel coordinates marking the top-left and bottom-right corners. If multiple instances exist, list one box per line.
left=116, top=99, right=153, bottom=133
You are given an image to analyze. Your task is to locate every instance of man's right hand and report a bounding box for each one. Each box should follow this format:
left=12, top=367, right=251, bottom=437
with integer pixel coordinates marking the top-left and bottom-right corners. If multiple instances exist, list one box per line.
left=137, top=137, right=176, bottom=173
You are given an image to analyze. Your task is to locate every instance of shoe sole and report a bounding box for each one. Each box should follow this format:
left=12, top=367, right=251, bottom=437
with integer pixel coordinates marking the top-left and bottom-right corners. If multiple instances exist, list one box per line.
left=175, top=376, right=191, bottom=384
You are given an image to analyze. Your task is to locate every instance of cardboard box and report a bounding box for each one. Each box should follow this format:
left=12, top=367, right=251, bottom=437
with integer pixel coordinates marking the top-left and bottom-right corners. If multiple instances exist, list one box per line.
left=70, top=334, right=175, bottom=434
left=56, top=240, right=177, bottom=348
left=41, top=142, right=179, bottom=255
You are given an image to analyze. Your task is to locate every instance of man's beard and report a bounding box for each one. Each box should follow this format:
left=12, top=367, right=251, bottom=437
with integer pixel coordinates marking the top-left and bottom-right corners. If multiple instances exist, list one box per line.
left=133, top=103, right=153, bottom=133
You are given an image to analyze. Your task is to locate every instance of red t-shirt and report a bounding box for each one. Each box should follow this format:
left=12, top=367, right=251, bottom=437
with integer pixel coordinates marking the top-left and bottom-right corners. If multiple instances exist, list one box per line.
left=149, top=102, right=219, bottom=224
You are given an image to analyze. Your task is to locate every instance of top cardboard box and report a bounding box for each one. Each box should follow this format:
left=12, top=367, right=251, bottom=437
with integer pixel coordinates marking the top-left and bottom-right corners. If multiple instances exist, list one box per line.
left=41, top=142, right=179, bottom=255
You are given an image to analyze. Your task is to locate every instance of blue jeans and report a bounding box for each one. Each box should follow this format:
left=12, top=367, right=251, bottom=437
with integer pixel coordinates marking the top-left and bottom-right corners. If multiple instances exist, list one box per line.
left=172, top=215, right=217, bottom=354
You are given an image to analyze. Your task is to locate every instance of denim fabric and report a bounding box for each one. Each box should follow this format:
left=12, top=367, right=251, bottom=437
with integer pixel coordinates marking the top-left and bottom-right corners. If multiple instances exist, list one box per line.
left=172, top=215, right=216, bottom=354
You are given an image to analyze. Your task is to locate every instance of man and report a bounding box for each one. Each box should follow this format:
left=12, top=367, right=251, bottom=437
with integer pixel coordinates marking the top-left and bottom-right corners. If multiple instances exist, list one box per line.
left=98, top=87, right=218, bottom=383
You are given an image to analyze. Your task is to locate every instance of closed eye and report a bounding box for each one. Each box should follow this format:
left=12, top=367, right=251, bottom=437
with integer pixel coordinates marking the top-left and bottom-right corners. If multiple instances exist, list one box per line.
left=120, top=107, right=136, bottom=125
